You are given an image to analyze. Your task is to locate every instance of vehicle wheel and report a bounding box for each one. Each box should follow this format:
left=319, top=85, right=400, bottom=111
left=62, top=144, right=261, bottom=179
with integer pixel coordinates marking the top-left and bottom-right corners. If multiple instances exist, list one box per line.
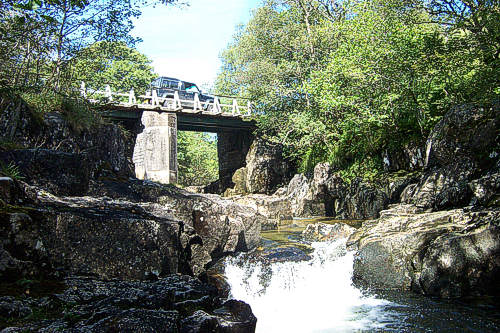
left=205, top=103, right=214, bottom=112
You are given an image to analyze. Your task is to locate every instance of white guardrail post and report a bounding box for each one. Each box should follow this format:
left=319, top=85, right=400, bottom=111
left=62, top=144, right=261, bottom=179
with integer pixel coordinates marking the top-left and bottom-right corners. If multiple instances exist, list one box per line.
left=173, top=91, right=181, bottom=109
left=80, top=81, right=86, bottom=98
left=212, top=97, right=221, bottom=114
left=232, top=99, right=239, bottom=115
left=151, top=89, right=159, bottom=106
left=105, top=85, right=113, bottom=102
left=129, top=88, right=136, bottom=104
left=193, top=93, right=202, bottom=111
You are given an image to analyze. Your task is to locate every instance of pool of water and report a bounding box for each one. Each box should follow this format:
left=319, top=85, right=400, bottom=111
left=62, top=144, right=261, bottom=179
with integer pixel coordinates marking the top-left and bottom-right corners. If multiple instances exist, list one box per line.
left=221, top=218, right=500, bottom=333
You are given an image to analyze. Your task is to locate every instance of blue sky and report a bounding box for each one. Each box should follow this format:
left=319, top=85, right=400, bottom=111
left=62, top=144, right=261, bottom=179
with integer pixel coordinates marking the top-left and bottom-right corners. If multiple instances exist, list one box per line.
left=132, top=0, right=261, bottom=89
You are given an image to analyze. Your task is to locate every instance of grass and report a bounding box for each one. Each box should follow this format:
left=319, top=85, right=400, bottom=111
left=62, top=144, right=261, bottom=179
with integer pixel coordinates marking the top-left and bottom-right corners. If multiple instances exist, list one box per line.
left=21, top=90, right=101, bottom=133
left=0, top=161, right=24, bottom=180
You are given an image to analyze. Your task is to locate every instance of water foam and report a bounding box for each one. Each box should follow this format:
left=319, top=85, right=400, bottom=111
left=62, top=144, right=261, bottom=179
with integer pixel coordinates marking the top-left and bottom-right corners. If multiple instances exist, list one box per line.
left=224, top=239, right=395, bottom=332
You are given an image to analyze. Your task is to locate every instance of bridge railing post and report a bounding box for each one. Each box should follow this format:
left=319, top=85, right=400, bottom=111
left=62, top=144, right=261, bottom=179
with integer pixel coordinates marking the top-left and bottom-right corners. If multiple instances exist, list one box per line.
left=129, top=88, right=136, bottom=104
left=105, top=85, right=113, bottom=102
left=151, top=89, right=159, bottom=106
left=193, top=93, right=202, bottom=111
left=173, top=91, right=181, bottom=109
left=232, top=99, right=239, bottom=115
left=212, top=97, right=222, bottom=114
left=80, top=81, right=87, bottom=98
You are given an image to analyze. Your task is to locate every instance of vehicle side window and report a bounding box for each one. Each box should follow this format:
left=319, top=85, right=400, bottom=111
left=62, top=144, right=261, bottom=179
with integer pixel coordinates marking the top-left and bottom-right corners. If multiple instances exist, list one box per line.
left=160, top=78, right=169, bottom=88
left=165, top=80, right=177, bottom=89
left=151, top=78, right=161, bottom=87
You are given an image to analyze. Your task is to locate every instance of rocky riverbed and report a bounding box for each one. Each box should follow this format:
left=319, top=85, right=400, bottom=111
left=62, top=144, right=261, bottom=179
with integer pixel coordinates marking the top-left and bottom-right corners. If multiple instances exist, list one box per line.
left=1, top=92, right=498, bottom=332
left=0, top=94, right=260, bottom=332
left=221, top=102, right=500, bottom=300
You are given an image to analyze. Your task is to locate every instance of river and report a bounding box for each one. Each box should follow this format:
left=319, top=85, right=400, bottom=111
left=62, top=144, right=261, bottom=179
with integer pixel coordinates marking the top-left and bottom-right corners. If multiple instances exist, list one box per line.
left=220, top=219, right=500, bottom=333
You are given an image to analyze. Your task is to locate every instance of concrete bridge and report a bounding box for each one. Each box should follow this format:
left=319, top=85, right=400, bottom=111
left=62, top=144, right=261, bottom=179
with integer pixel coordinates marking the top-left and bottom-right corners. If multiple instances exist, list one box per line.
left=82, top=83, right=256, bottom=189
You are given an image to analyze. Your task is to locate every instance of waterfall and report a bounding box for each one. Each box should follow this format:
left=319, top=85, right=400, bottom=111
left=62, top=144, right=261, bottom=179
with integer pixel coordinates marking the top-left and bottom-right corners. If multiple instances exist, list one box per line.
left=224, top=239, right=396, bottom=333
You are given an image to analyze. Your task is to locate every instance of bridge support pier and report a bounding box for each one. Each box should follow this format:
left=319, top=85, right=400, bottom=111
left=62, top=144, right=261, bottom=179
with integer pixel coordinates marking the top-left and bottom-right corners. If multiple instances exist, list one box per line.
left=217, top=130, right=254, bottom=192
left=132, top=111, right=178, bottom=184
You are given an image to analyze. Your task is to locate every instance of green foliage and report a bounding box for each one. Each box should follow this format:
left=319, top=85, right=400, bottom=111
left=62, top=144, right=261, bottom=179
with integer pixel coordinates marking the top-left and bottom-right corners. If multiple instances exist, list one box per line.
left=21, top=91, right=100, bottom=131
left=0, top=161, right=24, bottom=180
left=0, top=0, right=180, bottom=91
left=217, top=0, right=499, bottom=178
left=72, top=41, right=157, bottom=94
left=177, top=132, right=218, bottom=186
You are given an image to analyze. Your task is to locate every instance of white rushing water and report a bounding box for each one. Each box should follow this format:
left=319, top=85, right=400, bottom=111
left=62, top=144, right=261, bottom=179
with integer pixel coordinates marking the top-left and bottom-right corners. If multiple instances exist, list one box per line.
left=224, top=239, right=397, bottom=333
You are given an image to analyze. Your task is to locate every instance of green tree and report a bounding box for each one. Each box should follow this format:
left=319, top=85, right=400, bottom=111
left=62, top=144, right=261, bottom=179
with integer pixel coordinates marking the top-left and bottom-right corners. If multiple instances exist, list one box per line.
left=217, top=0, right=499, bottom=178
left=177, top=131, right=219, bottom=187
left=71, top=41, right=157, bottom=94
left=0, top=0, right=181, bottom=90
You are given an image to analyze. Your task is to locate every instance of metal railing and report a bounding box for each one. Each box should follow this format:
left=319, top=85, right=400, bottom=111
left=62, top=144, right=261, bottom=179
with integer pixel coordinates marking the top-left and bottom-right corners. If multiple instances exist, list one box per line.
left=79, top=82, right=253, bottom=117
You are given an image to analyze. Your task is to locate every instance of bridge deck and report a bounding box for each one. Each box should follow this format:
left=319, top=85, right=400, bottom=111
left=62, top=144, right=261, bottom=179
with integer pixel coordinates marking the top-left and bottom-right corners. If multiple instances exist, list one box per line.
left=102, top=104, right=256, bottom=132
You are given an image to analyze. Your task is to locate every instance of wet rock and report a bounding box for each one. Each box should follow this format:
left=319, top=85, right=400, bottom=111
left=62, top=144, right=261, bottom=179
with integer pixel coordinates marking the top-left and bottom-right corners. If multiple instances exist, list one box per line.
left=0, top=276, right=257, bottom=333
left=213, top=299, right=257, bottom=333
left=261, top=247, right=311, bottom=263
left=88, top=179, right=264, bottom=274
left=0, top=297, right=32, bottom=319
left=302, top=222, right=356, bottom=242
left=348, top=205, right=500, bottom=298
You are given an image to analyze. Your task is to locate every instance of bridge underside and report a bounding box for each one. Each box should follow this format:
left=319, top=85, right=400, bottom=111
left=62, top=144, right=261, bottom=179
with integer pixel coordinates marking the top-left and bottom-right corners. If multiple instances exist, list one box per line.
left=110, top=108, right=255, bottom=189
left=104, top=108, right=255, bottom=132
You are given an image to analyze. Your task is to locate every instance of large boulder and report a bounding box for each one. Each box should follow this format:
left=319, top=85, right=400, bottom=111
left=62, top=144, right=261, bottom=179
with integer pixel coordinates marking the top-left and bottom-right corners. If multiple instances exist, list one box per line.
left=469, top=172, right=500, bottom=207
left=245, top=138, right=294, bottom=194
left=348, top=205, right=500, bottom=298
left=0, top=191, right=187, bottom=280
left=401, top=162, right=475, bottom=211
left=425, top=103, right=499, bottom=169
left=1, top=179, right=264, bottom=281
left=401, top=103, right=499, bottom=211
left=88, top=179, right=264, bottom=272
left=0, top=276, right=256, bottom=332
left=302, top=222, right=357, bottom=241
left=233, top=194, right=292, bottom=230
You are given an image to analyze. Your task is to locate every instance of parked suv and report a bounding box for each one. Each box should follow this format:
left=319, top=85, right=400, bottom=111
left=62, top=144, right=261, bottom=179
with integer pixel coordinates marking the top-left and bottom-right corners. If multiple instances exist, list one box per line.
left=148, top=76, right=214, bottom=109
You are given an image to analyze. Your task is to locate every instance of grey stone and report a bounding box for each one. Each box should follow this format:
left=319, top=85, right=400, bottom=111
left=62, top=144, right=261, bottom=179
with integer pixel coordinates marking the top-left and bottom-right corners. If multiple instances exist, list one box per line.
left=245, top=138, right=294, bottom=195
left=348, top=206, right=500, bottom=298
left=133, top=111, right=178, bottom=184
left=0, top=177, right=14, bottom=203
left=469, top=172, right=500, bottom=206
left=302, top=222, right=357, bottom=241
left=0, top=276, right=257, bottom=333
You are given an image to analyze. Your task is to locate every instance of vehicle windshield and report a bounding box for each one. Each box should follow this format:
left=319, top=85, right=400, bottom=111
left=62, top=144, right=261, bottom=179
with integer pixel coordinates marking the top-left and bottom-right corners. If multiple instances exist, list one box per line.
left=185, top=84, right=200, bottom=94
